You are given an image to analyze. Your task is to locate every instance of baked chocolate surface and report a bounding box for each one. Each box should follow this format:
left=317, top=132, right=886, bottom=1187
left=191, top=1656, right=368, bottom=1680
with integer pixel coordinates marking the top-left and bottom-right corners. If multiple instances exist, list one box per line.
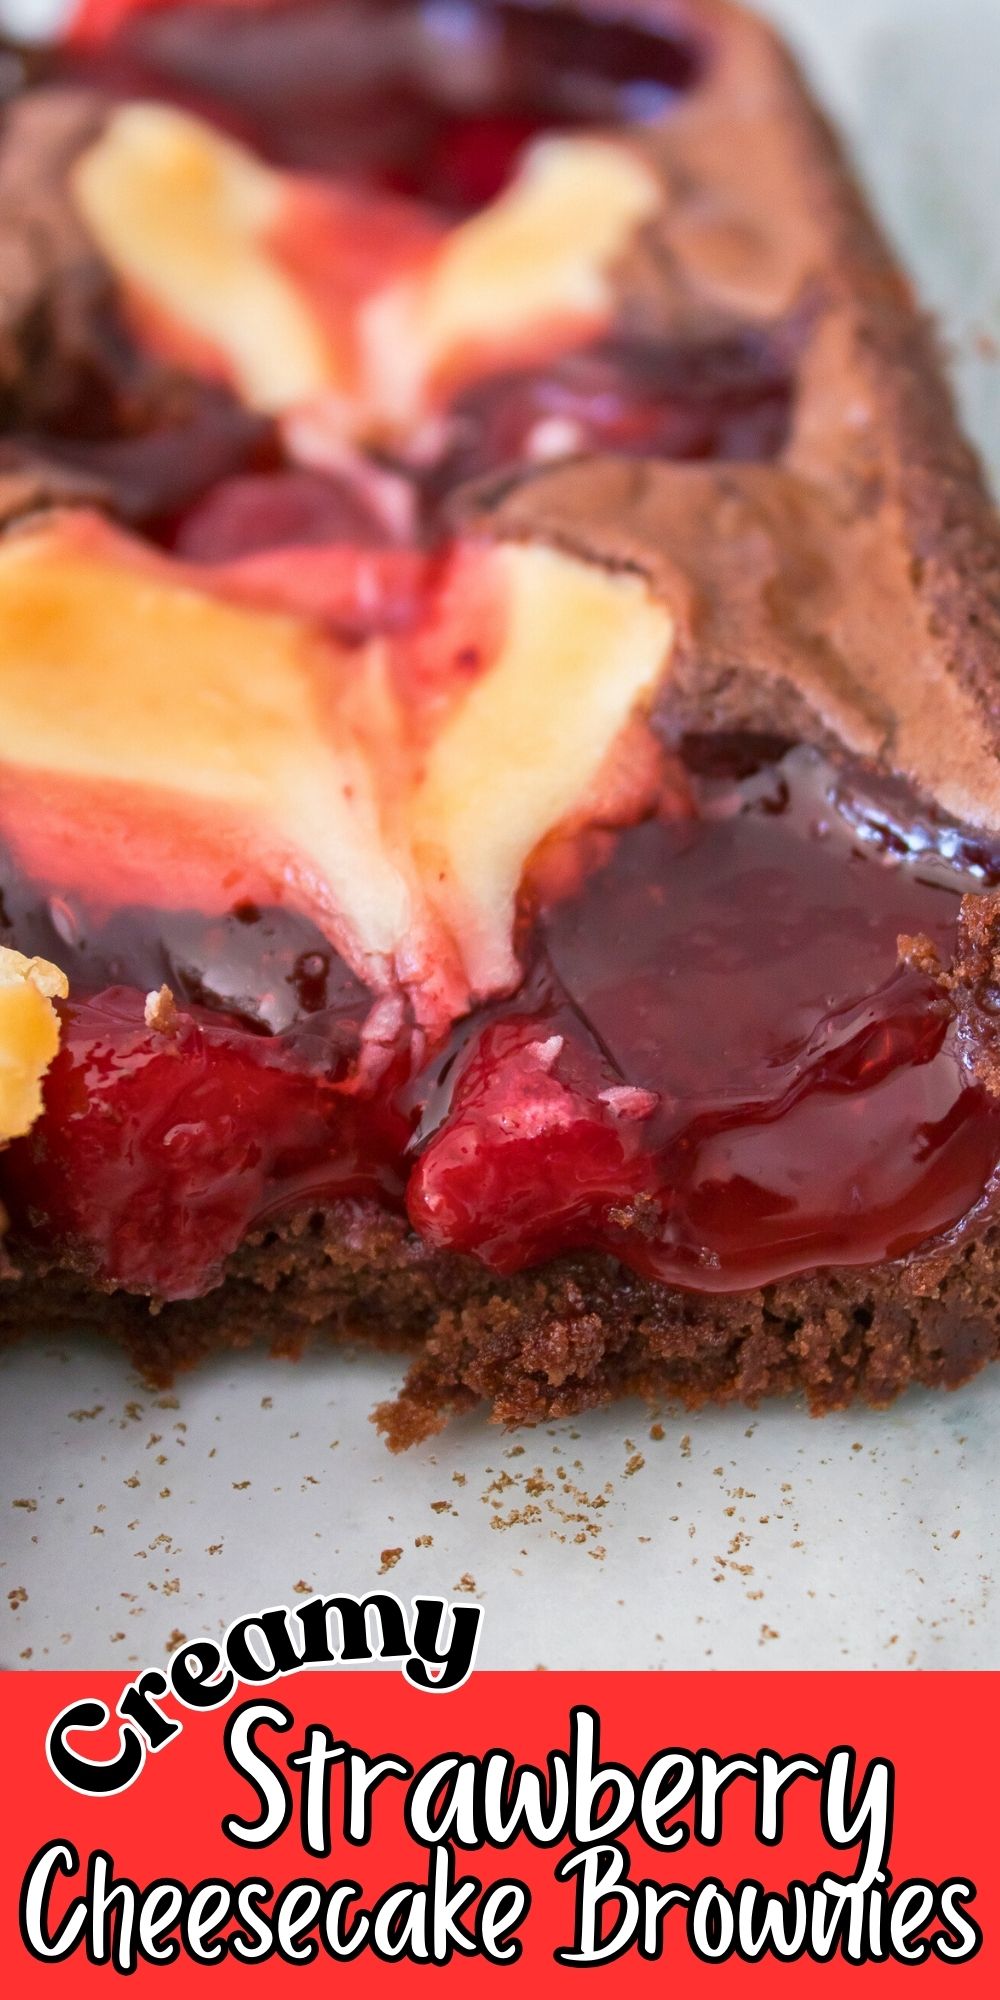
left=3, top=0, right=1000, bottom=1435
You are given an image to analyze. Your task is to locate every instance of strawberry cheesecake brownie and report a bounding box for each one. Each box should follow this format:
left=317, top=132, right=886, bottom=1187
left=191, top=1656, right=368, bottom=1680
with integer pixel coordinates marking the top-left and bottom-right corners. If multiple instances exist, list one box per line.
left=2, top=0, right=1000, bottom=1442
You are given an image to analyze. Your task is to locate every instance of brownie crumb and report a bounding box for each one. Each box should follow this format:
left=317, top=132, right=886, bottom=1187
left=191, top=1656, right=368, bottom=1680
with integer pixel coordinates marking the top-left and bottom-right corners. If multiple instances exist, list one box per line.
left=144, top=985, right=180, bottom=1035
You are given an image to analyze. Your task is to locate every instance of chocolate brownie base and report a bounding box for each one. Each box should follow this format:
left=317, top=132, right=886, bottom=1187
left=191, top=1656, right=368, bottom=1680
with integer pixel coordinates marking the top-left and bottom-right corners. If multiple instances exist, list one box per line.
left=2, top=1199, right=997, bottom=1447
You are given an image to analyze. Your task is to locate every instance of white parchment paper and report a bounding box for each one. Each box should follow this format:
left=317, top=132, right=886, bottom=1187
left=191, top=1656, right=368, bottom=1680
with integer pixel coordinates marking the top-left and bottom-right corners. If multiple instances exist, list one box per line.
left=1, top=0, right=998, bottom=1673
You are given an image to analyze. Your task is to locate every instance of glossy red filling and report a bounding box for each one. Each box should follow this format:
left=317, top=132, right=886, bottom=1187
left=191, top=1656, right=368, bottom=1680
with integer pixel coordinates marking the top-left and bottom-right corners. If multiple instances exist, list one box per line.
left=8, top=990, right=412, bottom=1299
left=59, top=0, right=703, bottom=192
left=2, top=741, right=998, bottom=1300
left=22, top=328, right=792, bottom=561
left=426, top=331, right=795, bottom=494
left=409, top=749, right=1000, bottom=1286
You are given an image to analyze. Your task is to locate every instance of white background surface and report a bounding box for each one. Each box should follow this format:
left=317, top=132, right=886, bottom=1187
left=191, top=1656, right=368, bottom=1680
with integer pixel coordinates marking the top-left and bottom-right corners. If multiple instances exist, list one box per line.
left=2, top=0, right=999, bottom=1673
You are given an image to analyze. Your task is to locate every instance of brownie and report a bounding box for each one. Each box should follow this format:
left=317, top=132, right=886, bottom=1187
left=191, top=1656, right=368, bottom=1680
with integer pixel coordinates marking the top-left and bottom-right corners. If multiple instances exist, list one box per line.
left=3, top=0, right=1000, bottom=1442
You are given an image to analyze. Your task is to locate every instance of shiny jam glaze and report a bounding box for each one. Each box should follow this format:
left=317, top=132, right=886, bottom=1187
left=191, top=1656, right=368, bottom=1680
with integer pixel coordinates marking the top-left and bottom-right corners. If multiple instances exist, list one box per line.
left=409, top=748, right=1000, bottom=1286
left=15, top=330, right=793, bottom=563
left=2, top=741, right=999, bottom=1299
left=0, top=884, right=370, bottom=1037
left=8, top=988, right=413, bottom=1299
left=426, top=330, right=795, bottom=491
left=57, top=0, right=703, bottom=194
left=29, top=324, right=794, bottom=552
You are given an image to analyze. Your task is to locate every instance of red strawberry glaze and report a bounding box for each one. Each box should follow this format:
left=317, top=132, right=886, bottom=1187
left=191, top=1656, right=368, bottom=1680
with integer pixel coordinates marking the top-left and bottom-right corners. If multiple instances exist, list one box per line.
left=59, top=1, right=702, bottom=194
left=2, top=740, right=1000, bottom=1301
left=408, top=961, right=997, bottom=1289
left=406, top=748, right=1000, bottom=1289
left=436, top=333, right=795, bottom=485
left=392, top=110, right=564, bottom=211
left=406, top=1005, right=664, bottom=1271
left=170, top=468, right=396, bottom=561
left=146, top=325, right=795, bottom=568
left=166, top=471, right=429, bottom=632
left=151, top=326, right=795, bottom=562
left=8, top=987, right=413, bottom=1300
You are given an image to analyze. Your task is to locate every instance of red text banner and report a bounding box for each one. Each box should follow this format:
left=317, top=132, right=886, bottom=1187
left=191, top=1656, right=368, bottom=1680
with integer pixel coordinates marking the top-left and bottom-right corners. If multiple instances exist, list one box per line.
left=1, top=1670, right=996, bottom=1991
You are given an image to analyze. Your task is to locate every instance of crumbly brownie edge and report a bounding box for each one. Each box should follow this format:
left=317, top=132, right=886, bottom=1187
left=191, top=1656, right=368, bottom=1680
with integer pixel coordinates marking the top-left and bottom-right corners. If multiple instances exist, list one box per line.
left=2, top=1201, right=998, bottom=1445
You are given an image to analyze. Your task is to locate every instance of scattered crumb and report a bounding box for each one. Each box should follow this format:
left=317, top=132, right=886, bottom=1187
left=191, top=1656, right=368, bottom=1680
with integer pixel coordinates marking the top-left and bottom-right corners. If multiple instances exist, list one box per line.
left=144, top=985, right=179, bottom=1035
left=490, top=1506, right=542, bottom=1531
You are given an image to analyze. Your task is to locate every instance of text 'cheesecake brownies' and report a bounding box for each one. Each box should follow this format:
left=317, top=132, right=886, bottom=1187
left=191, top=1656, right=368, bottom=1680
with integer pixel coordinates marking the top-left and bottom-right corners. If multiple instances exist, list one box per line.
left=1, top=0, right=1000, bottom=1442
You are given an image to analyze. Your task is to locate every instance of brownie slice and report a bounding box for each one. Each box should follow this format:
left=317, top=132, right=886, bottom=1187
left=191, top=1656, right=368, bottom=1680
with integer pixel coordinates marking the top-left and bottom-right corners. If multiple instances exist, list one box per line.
left=2, top=0, right=1000, bottom=1444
